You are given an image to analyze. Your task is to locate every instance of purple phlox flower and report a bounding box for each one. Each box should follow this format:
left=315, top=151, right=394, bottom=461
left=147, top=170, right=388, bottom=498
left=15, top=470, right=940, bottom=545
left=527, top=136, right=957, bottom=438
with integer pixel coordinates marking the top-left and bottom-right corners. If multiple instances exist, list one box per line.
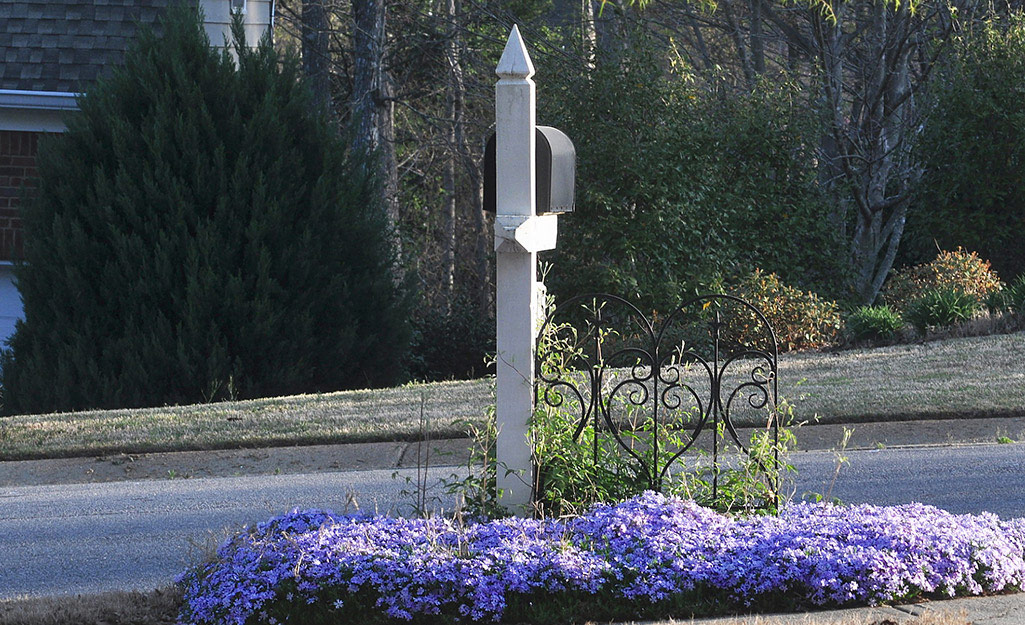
left=177, top=495, right=1025, bottom=625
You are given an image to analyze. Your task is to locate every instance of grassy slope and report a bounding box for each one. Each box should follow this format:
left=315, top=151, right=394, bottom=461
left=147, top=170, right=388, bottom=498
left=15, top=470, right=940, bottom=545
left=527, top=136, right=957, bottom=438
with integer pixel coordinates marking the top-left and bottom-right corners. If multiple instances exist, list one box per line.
left=784, top=331, right=1025, bottom=423
left=1, top=332, right=1023, bottom=461
left=0, top=380, right=492, bottom=461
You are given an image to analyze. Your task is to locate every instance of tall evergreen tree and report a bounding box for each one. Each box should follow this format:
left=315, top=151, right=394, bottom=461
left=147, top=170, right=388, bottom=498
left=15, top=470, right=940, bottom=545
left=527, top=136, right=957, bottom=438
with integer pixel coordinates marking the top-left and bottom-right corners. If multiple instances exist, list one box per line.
left=2, top=5, right=409, bottom=414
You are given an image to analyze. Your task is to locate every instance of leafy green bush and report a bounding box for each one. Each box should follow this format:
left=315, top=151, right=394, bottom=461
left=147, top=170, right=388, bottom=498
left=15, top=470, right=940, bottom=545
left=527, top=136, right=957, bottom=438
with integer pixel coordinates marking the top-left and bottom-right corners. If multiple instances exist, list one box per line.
left=1005, top=275, right=1025, bottom=313
left=1, top=8, right=408, bottom=414
left=885, top=249, right=1002, bottom=313
left=725, top=270, right=842, bottom=352
left=986, top=289, right=1008, bottom=314
left=904, top=289, right=982, bottom=335
left=845, top=306, right=904, bottom=342
left=530, top=314, right=645, bottom=517
left=903, top=14, right=1025, bottom=281
left=540, top=38, right=843, bottom=313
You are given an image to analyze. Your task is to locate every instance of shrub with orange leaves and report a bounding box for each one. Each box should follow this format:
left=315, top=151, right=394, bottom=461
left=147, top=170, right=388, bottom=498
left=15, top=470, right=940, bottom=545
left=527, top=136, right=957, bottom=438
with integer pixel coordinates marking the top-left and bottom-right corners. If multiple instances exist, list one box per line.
left=884, top=249, right=1003, bottom=312
left=725, top=270, right=841, bottom=352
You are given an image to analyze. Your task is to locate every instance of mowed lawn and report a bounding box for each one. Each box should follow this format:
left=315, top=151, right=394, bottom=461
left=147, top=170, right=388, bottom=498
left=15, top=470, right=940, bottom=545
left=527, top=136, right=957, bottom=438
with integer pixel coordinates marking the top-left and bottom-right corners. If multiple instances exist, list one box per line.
left=1, top=331, right=1023, bottom=461
left=784, top=332, right=1025, bottom=422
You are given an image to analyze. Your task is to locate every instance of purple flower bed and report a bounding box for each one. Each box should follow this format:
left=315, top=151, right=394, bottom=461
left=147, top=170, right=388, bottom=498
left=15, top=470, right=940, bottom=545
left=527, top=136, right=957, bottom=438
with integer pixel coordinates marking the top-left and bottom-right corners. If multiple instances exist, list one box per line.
left=177, top=492, right=1025, bottom=625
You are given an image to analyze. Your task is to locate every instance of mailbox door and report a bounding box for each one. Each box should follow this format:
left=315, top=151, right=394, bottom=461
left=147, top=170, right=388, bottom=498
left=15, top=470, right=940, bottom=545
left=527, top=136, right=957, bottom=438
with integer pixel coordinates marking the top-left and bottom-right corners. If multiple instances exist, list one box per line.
left=483, top=127, right=575, bottom=214
left=537, top=126, right=575, bottom=214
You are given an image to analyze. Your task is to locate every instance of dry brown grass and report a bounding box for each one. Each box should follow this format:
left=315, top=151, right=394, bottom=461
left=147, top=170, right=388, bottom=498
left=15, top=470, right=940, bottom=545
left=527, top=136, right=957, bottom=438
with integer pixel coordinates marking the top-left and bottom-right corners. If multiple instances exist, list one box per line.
left=782, top=331, right=1025, bottom=426
left=0, top=379, right=492, bottom=461
left=1, top=331, right=1023, bottom=462
left=0, top=588, right=180, bottom=625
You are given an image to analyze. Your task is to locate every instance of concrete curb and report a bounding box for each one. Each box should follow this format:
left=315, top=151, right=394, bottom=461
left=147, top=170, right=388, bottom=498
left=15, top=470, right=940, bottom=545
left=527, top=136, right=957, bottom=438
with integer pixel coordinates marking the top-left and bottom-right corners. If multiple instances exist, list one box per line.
left=0, top=438, right=474, bottom=487
left=2, top=415, right=1024, bottom=488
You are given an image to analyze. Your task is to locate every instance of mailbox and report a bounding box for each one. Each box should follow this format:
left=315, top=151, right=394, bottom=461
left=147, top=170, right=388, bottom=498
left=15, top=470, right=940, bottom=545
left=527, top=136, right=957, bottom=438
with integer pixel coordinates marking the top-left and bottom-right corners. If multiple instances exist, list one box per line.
left=484, top=126, right=575, bottom=215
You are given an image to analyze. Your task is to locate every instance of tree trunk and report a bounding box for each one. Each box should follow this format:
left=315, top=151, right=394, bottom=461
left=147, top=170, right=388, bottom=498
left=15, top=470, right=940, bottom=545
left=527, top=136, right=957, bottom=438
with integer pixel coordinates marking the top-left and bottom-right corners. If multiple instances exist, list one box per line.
left=599, top=0, right=631, bottom=56
left=352, top=0, right=400, bottom=236
left=380, top=73, right=400, bottom=245
left=848, top=4, right=916, bottom=303
left=810, top=1, right=922, bottom=304
left=441, top=0, right=461, bottom=309
left=301, top=0, right=331, bottom=111
left=749, top=0, right=765, bottom=75
left=470, top=167, right=490, bottom=314
left=581, top=0, right=597, bottom=67
left=721, top=0, right=755, bottom=87
left=813, top=9, right=846, bottom=234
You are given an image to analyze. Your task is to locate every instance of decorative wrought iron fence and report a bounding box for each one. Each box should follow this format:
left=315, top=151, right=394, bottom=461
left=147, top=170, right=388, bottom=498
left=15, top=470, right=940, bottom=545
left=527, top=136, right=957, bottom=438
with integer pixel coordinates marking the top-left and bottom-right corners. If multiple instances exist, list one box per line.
left=534, top=293, right=781, bottom=507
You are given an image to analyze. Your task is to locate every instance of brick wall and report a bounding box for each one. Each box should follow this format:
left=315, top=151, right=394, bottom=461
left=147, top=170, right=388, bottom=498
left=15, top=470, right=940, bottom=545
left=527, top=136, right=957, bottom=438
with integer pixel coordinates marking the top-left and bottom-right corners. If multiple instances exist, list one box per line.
left=0, top=130, right=38, bottom=262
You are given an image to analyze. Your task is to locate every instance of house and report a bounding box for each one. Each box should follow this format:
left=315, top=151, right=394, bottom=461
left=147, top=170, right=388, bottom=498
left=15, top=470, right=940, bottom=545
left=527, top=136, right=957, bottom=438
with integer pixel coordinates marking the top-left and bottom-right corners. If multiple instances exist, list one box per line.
left=0, top=0, right=273, bottom=346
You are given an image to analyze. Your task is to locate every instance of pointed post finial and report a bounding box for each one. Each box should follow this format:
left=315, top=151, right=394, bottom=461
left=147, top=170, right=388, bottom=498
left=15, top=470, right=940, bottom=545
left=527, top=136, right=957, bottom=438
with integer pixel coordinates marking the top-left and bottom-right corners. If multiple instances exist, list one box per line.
left=496, top=25, right=535, bottom=79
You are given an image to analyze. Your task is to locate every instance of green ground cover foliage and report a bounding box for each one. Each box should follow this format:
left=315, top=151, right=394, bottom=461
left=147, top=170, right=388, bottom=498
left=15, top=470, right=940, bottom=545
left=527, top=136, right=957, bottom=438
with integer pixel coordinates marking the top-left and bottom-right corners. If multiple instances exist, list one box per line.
left=904, top=290, right=983, bottom=335
left=845, top=305, right=904, bottom=342
left=1, top=7, right=408, bottom=414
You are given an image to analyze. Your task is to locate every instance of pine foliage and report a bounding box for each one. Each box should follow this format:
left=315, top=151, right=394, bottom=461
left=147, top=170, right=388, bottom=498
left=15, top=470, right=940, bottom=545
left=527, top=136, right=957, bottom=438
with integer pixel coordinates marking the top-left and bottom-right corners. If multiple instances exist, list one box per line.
left=2, top=6, right=408, bottom=414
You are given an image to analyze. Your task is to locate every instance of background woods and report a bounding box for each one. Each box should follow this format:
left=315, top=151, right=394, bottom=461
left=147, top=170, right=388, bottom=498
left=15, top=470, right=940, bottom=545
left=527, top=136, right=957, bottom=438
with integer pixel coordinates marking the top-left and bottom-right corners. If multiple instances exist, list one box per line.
left=271, top=0, right=1025, bottom=381
left=7, top=0, right=1025, bottom=413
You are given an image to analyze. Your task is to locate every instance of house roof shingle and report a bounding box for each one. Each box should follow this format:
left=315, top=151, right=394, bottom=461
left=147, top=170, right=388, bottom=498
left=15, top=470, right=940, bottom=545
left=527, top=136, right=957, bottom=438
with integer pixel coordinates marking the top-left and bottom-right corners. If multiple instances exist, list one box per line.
left=0, top=0, right=173, bottom=93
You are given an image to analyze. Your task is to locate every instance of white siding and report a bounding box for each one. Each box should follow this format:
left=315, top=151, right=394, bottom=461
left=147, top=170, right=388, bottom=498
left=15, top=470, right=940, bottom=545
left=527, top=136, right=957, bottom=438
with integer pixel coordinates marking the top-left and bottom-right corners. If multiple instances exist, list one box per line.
left=200, top=0, right=273, bottom=48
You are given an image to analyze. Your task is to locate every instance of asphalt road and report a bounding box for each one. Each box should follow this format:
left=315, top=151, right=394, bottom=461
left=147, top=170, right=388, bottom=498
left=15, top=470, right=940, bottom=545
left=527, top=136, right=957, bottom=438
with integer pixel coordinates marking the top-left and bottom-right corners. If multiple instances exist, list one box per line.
left=2, top=443, right=1024, bottom=600
left=787, top=443, right=1025, bottom=518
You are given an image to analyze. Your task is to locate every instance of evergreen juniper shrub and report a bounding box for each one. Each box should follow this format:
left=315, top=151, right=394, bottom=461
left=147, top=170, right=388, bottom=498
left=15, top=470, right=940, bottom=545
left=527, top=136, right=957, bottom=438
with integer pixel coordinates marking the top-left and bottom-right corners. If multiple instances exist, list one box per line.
left=407, top=292, right=495, bottom=382
left=1, top=7, right=409, bottom=414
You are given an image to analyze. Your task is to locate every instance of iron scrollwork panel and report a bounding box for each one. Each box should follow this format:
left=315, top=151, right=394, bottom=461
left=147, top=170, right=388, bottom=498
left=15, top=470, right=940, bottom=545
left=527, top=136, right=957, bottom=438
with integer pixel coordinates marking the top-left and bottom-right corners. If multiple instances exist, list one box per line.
left=535, top=293, right=781, bottom=506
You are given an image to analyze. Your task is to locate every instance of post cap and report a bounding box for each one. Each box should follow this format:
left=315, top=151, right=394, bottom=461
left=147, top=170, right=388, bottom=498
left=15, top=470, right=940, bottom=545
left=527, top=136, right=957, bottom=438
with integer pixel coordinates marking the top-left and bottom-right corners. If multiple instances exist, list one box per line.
left=496, top=25, right=535, bottom=79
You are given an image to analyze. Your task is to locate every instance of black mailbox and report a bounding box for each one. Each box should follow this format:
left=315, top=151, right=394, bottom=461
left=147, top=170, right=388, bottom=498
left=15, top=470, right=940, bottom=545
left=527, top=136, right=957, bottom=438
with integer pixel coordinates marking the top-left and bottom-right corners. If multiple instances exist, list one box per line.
left=483, top=126, right=575, bottom=215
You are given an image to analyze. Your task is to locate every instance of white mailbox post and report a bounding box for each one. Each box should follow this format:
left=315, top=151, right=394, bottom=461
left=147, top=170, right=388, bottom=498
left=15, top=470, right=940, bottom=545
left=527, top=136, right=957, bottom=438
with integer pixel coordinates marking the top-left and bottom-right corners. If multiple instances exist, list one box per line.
left=493, top=26, right=560, bottom=515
